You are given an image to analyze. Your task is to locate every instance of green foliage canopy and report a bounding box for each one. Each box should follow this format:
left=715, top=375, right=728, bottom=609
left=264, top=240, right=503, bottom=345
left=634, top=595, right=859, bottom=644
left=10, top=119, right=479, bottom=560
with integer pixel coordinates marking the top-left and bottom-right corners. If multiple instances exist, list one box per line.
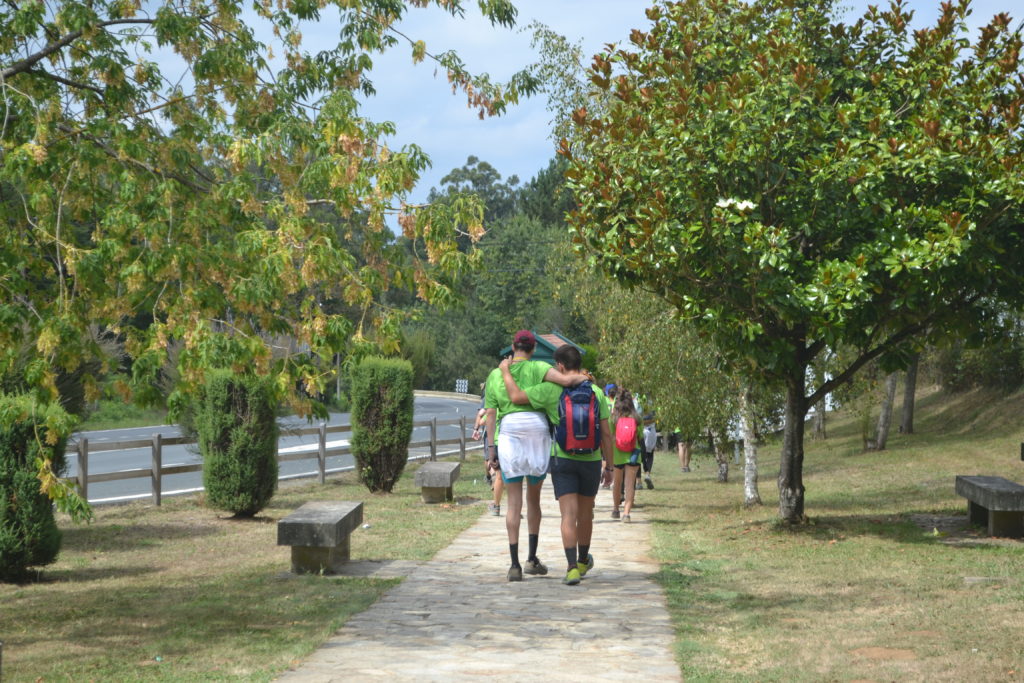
left=563, top=0, right=1024, bottom=520
left=0, top=0, right=538, bottom=413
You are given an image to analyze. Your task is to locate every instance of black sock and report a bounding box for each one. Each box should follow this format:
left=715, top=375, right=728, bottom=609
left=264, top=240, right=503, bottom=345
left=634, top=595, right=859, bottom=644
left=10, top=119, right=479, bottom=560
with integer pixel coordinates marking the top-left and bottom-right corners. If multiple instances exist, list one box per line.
left=578, top=544, right=590, bottom=565
left=509, top=543, right=520, bottom=568
left=528, top=534, right=539, bottom=562
left=564, top=546, right=578, bottom=570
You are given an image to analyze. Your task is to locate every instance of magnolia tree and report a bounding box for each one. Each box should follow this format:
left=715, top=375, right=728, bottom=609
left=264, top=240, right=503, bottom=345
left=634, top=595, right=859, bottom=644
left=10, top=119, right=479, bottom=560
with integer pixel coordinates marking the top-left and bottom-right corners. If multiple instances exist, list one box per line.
left=1, top=0, right=537, bottom=511
left=564, top=0, right=1024, bottom=521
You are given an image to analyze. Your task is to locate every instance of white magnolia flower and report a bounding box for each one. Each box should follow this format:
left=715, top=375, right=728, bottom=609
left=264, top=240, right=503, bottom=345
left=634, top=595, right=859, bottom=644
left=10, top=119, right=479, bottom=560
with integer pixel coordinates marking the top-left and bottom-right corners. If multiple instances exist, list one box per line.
left=716, top=198, right=756, bottom=211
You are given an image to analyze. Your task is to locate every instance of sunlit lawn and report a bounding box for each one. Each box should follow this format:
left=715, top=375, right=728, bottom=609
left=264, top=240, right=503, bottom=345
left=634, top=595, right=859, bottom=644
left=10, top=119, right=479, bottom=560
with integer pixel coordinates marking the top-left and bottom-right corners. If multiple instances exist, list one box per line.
left=644, top=386, right=1024, bottom=681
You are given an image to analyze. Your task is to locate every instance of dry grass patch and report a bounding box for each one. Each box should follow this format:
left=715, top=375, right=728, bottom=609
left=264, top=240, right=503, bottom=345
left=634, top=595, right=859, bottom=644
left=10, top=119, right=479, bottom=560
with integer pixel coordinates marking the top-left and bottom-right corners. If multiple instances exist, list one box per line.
left=645, top=387, right=1024, bottom=681
left=0, top=457, right=491, bottom=681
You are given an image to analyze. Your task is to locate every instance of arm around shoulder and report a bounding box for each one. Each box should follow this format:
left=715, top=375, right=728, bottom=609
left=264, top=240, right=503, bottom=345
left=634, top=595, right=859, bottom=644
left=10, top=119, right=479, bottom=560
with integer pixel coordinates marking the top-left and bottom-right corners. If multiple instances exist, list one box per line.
left=499, top=359, right=530, bottom=405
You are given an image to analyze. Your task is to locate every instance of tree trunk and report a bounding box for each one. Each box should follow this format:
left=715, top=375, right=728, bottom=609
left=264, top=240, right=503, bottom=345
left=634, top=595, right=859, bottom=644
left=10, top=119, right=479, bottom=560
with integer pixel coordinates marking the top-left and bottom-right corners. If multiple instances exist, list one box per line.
left=901, top=354, right=919, bottom=435
left=740, top=385, right=762, bottom=507
left=778, top=374, right=807, bottom=522
left=812, top=398, right=826, bottom=440
left=874, top=371, right=898, bottom=450
left=711, top=430, right=729, bottom=482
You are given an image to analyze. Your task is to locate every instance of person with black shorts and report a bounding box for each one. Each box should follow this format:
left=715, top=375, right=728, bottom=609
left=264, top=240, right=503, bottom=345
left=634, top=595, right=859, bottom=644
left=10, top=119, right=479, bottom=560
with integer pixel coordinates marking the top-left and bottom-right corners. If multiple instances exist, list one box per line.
left=498, top=345, right=614, bottom=586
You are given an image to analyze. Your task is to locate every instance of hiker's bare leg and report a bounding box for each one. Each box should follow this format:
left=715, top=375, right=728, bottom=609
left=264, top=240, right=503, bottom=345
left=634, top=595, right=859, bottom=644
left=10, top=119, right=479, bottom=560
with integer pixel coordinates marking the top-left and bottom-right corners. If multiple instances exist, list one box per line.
left=505, top=480, right=523, bottom=544
left=624, top=465, right=639, bottom=515
left=558, top=492, right=578, bottom=549
left=526, top=479, right=543, bottom=535
left=577, top=494, right=596, bottom=547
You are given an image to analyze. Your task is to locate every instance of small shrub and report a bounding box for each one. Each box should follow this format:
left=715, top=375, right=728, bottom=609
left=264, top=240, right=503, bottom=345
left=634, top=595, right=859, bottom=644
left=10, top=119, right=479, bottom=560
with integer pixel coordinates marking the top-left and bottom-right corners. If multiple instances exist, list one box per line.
left=350, top=357, right=414, bottom=492
left=0, top=394, right=74, bottom=582
left=197, top=371, right=278, bottom=517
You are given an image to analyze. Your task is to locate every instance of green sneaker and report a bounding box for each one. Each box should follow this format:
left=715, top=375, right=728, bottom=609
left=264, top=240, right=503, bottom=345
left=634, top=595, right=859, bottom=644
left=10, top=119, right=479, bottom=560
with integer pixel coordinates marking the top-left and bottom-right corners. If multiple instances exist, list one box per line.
left=577, top=553, right=594, bottom=577
left=563, top=567, right=581, bottom=585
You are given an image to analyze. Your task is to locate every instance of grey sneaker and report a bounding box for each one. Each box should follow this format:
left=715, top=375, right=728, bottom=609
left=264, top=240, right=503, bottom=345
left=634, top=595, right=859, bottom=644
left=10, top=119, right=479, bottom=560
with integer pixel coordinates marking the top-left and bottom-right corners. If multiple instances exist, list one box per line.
left=611, top=509, right=620, bottom=520
left=507, top=566, right=523, bottom=582
left=488, top=503, right=500, bottom=516
left=645, top=475, right=654, bottom=490
left=622, top=514, right=631, bottom=523
left=523, top=558, right=548, bottom=575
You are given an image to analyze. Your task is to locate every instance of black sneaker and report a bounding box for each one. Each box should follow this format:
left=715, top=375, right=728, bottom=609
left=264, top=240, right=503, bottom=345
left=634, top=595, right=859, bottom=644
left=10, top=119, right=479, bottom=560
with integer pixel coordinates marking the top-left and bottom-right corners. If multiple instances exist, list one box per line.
left=507, top=566, right=523, bottom=582
left=645, top=475, right=654, bottom=490
left=523, top=558, right=548, bottom=575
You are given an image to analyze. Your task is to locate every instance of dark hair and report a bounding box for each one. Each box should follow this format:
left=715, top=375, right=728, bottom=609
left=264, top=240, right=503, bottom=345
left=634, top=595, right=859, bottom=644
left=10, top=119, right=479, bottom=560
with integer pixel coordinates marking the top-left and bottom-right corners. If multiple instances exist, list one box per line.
left=553, top=345, right=582, bottom=371
left=513, top=338, right=536, bottom=352
left=612, top=389, right=637, bottom=421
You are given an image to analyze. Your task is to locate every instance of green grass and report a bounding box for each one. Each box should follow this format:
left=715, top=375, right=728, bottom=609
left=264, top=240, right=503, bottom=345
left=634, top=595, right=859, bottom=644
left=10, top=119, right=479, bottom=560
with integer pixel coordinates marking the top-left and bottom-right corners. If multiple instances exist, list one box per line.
left=0, top=456, right=494, bottom=681
left=78, top=400, right=169, bottom=431
left=645, top=385, right=1024, bottom=681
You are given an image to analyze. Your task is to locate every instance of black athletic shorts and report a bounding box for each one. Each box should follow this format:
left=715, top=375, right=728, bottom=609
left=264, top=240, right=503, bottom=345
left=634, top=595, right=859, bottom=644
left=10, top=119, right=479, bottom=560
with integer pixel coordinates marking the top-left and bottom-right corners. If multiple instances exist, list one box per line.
left=550, top=456, right=602, bottom=499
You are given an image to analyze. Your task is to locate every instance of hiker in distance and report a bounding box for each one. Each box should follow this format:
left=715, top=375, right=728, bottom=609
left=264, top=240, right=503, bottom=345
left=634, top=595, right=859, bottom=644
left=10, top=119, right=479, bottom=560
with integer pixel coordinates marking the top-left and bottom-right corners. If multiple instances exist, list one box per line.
left=499, top=344, right=614, bottom=586
left=485, top=330, right=584, bottom=582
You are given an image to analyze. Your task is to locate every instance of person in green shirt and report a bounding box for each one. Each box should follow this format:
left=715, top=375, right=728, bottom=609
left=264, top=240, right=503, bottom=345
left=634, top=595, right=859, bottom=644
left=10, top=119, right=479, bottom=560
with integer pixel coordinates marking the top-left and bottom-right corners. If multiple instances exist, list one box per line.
left=499, top=344, right=614, bottom=586
left=484, top=330, right=581, bottom=582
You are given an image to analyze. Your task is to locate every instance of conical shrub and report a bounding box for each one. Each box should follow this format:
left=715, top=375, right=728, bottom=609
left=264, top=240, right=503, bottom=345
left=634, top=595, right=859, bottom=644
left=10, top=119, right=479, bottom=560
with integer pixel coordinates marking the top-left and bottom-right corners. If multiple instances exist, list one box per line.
left=0, top=394, right=74, bottom=582
left=197, top=371, right=278, bottom=517
left=350, top=357, right=414, bottom=492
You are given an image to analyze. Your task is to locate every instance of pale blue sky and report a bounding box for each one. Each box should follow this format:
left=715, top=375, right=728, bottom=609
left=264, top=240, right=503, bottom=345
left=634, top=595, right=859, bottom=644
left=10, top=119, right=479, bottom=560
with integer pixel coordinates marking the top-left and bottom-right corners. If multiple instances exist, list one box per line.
left=314, top=0, right=1014, bottom=201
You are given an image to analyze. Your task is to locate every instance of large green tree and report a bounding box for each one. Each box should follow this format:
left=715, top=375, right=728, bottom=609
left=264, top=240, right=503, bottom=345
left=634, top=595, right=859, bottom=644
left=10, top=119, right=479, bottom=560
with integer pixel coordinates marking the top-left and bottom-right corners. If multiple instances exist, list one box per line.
left=1, top=0, right=538, bottom=507
left=564, top=0, right=1024, bottom=521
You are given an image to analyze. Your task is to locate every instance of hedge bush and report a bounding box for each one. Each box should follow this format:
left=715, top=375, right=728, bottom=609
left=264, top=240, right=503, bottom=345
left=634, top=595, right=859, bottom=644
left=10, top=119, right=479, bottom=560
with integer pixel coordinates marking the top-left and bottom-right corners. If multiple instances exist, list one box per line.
left=0, top=394, right=74, bottom=582
left=350, top=357, right=414, bottom=492
left=197, top=371, right=279, bottom=517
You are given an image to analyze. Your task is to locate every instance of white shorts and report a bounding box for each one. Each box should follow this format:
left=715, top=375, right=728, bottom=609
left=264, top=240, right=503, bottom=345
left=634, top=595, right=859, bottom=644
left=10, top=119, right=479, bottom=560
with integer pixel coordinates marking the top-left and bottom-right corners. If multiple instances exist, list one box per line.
left=497, top=411, right=551, bottom=479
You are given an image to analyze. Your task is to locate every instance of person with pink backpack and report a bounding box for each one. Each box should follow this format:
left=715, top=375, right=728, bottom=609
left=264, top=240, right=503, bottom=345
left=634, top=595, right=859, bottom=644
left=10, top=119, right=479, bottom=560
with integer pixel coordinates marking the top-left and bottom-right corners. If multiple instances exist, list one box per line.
left=609, top=389, right=643, bottom=522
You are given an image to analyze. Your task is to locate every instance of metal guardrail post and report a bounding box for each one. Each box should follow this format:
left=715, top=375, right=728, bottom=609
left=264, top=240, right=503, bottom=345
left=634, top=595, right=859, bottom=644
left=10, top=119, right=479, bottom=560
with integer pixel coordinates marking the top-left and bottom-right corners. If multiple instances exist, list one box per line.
left=318, top=423, right=327, bottom=484
left=459, top=415, right=467, bottom=461
left=77, top=437, right=89, bottom=502
left=151, top=433, right=163, bottom=506
left=430, top=417, right=437, bottom=461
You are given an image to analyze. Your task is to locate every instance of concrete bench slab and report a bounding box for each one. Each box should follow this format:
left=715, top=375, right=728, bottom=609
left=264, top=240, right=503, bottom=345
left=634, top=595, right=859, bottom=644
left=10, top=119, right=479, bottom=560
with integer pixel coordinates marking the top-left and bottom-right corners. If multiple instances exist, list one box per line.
left=278, top=501, right=363, bottom=574
left=415, top=461, right=460, bottom=503
left=955, top=475, right=1024, bottom=538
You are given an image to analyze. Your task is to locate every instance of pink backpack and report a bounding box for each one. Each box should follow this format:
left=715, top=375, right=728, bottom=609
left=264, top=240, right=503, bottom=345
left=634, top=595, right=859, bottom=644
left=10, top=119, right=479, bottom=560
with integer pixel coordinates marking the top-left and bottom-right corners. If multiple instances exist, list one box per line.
left=615, top=416, right=637, bottom=452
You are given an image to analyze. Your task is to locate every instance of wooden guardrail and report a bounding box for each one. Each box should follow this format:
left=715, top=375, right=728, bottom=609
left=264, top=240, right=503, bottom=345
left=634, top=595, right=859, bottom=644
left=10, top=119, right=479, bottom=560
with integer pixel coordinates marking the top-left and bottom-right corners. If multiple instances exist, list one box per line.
left=66, top=417, right=479, bottom=505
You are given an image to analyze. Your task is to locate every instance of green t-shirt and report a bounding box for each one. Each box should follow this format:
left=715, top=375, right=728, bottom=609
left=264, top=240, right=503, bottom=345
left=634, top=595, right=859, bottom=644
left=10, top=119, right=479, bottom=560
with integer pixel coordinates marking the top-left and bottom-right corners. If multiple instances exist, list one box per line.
left=524, top=381, right=610, bottom=462
left=484, top=359, right=553, bottom=434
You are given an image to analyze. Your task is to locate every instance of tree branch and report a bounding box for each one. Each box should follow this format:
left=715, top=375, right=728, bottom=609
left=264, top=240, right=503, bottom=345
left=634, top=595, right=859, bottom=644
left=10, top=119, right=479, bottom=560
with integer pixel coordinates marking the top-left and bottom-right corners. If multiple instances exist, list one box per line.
left=2, top=18, right=155, bottom=80
left=27, top=68, right=104, bottom=96
left=56, top=123, right=211, bottom=194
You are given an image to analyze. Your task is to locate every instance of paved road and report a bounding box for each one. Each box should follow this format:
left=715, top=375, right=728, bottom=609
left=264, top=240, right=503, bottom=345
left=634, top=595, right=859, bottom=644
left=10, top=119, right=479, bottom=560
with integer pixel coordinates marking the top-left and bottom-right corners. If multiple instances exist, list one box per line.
left=66, top=394, right=482, bottom=504
left=276, top=481, right=681, bottom=682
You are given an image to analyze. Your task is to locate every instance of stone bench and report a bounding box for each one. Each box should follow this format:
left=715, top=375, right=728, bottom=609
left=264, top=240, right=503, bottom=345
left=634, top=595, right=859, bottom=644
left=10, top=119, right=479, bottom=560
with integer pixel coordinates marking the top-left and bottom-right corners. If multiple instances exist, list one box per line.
left=955, top=475, right=1024, bottom=538
left=277, top=501, right=363, bottom=574
left=415, top=461, right=460, bottom=503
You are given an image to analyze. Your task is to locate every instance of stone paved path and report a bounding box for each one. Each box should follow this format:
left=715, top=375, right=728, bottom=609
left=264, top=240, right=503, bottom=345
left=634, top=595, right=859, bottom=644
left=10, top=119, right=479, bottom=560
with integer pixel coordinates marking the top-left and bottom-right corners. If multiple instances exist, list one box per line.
left=277, top=481, right=681, bottom=682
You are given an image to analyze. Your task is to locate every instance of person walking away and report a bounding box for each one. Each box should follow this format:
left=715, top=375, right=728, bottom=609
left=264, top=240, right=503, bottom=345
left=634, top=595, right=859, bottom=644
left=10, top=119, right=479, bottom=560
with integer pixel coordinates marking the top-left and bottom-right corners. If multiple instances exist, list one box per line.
left=642, top=417, right=658, bottom=489
left=499, top=345, right=614, bottom=585
left=610, top=390, right=643, bottom=522
left=600, top=384, right=617, bottom=489
left=472, top=388, right=504, bottom=516
left=484, top=330, right=582, bottom=581
left=675, top=429, right=692, bottom=472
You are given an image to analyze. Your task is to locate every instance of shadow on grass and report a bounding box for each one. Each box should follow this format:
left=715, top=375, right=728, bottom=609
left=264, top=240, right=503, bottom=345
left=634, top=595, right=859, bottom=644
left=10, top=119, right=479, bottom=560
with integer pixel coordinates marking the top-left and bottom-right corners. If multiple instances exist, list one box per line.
left=61, top=522, right=223, bottom=552
left=41, top=565, right=162, bottom=583
left=761, top=511, right=1017, bottom=547
left=5, top=568, right=398, bottom=679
